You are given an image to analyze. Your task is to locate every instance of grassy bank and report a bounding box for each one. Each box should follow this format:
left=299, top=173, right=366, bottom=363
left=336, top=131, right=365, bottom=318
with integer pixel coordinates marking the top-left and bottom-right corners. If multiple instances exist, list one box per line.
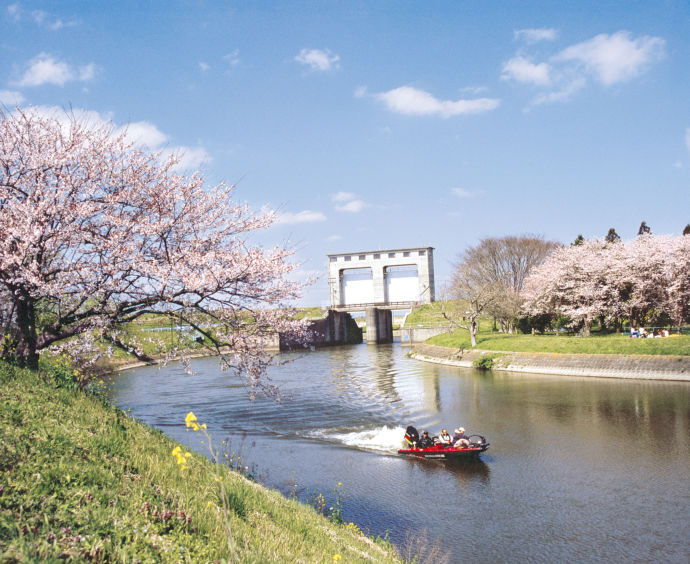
left=427, top=330, right=690, bottom=355
left=0, top=361, right=402, bottom=562
left=406, top=303, right=690, bottom=356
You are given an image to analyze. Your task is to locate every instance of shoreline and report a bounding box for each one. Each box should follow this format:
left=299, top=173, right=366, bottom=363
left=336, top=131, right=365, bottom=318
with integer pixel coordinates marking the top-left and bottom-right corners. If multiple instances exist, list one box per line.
left=108, top=343, right=690, bottom=382
left=409, top=344, right=690, bottom=382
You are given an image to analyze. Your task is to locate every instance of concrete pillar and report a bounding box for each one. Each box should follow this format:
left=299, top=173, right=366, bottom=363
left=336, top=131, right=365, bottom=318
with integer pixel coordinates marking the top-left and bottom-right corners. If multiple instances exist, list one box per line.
left=366, top=307, right=393, bottom=344
left=373, top=266, right=386, bottom=303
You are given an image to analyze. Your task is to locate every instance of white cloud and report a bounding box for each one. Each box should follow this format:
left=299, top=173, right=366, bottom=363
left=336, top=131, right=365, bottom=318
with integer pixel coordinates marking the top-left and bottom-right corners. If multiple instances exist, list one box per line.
left=276, top=210, right=327, bottom=224
left=31, top=9, right=74, bottom=30
left=674, top=160, right=683, bottom=169
left=331, top=191, right=357, bottom=203
left=514, top=28, right=558, bottom=43
left=459, top=85, right=489, bottom=95
left=451, top=188, right=476, bottom=198
left=164, top=146, right=212, bottom=172
left=78, top=63, right=97, bottom=82
left=331, top=191, right=367, bottom=212
left=503, top=30, right=666, bottom=107
left=199, top=62, right=210, bottom=72
left=7, top=3, right=20, bottom=20
left=374, top=86, right=500, bottom=118
left=294, top=48, right=340, bottom=71
left=354, top=85, right=367, bottom=98
left=0, top=89, right=25, bottom=106
left=501, top=56, right=551, bottom=86
left=326, top=234, right=343, bottom=242
left=118, top=121, right=169, bottom=148
left=17, top=106, right=209, bottom=172
left=335, top=199, right=366, bottom=213
left=554, top=31, right=665, bottom=85
left=531, top=77, right=586, bottom=106
left=223, top=50, right=240, bottom=67
left=116, top=121, right=210, bottom=171
left=7, top=5, right=77, bottom=29
left=15, top=53, right=97, bottom=87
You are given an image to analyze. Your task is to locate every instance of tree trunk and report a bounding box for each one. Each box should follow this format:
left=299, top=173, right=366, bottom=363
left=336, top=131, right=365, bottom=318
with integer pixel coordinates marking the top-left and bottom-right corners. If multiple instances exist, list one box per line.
left=581, top=319, right=592, bottom=337
left=470, top=319, right=477, bottom=347
left=15, top=296, right=39, bottom=369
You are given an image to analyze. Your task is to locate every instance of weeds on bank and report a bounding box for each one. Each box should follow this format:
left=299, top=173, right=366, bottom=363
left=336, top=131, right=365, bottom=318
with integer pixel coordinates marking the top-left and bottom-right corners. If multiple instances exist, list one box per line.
left=0, top=361, right=404, bottom=562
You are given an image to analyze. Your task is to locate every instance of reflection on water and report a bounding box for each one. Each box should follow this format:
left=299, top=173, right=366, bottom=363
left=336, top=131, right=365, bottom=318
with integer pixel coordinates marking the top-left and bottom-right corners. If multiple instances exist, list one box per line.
left=110, top=343, right=690, bottom=563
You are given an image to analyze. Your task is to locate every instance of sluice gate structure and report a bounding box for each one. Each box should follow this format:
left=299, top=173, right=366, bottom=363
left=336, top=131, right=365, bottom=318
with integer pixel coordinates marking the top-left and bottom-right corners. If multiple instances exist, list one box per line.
left=327, top=247, right=435, bottom=344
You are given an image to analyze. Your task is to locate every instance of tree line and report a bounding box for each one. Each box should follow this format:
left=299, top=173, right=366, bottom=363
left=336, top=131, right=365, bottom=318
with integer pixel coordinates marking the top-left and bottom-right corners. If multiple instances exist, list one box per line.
left=447, top=226, right=690, bottom=342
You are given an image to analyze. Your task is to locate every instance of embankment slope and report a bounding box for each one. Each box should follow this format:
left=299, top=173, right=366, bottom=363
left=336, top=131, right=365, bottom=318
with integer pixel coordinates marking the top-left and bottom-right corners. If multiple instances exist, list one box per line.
left=410, top=344, right=690, bottom=381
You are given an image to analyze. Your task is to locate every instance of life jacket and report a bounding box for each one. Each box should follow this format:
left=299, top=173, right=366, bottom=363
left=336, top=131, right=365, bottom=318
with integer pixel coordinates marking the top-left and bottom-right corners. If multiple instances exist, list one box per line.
left=404, top=425, right=419, bottom=445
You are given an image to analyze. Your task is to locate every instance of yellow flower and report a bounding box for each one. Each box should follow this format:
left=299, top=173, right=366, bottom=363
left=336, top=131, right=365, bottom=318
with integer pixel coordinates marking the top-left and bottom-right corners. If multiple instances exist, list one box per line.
left=333, top=555, right=341, bottom=562
left=206, top=501, right=214, bottom=508
left=172, top=446, right=182, bottom=457
left=185, top=411, right=197, bottom=428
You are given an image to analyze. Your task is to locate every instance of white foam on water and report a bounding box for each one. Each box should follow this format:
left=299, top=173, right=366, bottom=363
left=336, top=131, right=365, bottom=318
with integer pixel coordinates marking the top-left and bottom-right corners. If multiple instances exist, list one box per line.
left=309, top=425, right=407, bottom=453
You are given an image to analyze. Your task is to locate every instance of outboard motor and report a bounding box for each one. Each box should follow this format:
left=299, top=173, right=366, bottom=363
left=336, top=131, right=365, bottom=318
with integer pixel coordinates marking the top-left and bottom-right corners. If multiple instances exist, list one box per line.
left=404, top=425, right=419, bottom=446
left=468, top=434, right=489, bottom=450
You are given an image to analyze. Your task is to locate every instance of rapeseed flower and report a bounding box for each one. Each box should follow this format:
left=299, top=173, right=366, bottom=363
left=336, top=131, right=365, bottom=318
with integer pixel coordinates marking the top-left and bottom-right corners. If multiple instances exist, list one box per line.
left=185, top=411, right=197, bottom=427
left=171, top=446, right=191, bottom=471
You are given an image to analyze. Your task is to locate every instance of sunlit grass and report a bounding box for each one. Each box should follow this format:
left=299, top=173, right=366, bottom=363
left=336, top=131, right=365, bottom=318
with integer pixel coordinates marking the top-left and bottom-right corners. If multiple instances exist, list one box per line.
left=407, top=302, right=690, bottom=356
left=428, top=327, right=690, bottom=356
left=0, top=361, right=403, bottom=562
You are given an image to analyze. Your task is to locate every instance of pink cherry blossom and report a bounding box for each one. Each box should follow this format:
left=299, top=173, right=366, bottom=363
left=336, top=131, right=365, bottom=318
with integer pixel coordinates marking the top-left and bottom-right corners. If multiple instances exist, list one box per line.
left=523, top=234, right=689, bottom=333
left=0, top=108, right=309, bottom=390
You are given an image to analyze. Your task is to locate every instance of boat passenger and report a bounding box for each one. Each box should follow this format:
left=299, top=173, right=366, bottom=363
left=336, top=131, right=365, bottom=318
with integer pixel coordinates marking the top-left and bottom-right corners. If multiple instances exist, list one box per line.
left=418, top=431, right=434, bottom=449
left=437, top=429, right=452, bottom=446
left=453, top=427, right=470, bottom=448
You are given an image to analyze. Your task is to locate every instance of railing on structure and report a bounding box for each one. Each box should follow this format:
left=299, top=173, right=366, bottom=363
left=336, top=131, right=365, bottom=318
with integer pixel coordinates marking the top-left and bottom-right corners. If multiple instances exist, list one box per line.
left=330, top=301, right=419, bottom=311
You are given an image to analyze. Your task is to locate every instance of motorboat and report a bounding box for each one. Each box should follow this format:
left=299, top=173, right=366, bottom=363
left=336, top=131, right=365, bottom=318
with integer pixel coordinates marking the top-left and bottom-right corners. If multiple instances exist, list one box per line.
left=397, top=425, right=489, bottom=459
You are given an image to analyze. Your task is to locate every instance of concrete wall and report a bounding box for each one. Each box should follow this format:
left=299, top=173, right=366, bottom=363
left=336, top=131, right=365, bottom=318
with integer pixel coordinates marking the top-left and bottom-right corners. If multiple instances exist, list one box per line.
left=409, top=344, right=690, bottom=382
left=399, top=326, right=449, bottom=345
left=280, top=310, right=362, bottom=348
left=328, top=247, right=435, bottom=307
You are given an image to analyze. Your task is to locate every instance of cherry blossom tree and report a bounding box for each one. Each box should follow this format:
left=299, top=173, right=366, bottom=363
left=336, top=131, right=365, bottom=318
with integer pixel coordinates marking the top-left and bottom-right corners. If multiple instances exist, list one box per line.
left=523, top=233, right=690, bottom=333
left=0, top=108, right=308, bottom=387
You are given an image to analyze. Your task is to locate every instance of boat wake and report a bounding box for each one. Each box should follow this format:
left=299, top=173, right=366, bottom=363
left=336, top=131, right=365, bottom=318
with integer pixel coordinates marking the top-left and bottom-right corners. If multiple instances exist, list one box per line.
left=307, top=425, right=406, bottom=453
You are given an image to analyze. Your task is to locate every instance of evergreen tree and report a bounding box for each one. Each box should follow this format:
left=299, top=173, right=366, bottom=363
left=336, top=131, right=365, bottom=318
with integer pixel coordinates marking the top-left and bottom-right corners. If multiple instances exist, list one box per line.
left=683, top=224, right=690, bottom=236
left=605, top=228, right=621, bottom=243
left=638, top=221, right=651, bottom=235
left=571, top=234, right=585, bottom=246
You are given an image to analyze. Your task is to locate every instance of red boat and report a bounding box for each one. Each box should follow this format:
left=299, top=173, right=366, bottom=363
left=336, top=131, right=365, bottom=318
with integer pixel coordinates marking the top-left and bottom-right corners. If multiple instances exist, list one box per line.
left=397, top=426, right=489, bottom=459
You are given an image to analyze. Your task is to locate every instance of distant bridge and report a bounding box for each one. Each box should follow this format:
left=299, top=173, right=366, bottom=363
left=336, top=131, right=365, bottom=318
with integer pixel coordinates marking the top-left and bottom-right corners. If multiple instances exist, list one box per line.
left=327, top=246, right=435, bottom=343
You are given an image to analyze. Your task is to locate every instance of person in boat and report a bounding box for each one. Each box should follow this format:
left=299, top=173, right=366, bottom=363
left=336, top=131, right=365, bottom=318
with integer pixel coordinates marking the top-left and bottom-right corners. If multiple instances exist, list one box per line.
left=453, top=427, right=470, bottom=448
left=418, top=430, right=435, bottom=449
left=437, top=428, right=453, bottom=446
left=404, top=425, right=419, bottom=447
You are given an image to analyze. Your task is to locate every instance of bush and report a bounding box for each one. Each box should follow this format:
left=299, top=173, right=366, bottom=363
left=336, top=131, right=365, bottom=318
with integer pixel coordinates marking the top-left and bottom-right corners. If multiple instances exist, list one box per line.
left=473, top=354, right=499, bottom=370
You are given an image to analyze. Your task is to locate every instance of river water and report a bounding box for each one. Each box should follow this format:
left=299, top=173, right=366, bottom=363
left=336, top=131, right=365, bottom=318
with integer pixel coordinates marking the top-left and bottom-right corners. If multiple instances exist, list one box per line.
left=110, top=343, right=690, bottom=562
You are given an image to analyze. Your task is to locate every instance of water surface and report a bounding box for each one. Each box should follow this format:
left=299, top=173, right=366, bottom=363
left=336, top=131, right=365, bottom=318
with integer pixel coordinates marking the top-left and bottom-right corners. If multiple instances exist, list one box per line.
left=110, top=343, right=690, bottom=562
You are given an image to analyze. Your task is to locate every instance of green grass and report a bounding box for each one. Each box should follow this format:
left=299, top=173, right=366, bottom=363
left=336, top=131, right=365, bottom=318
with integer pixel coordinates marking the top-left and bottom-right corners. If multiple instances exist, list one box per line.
left=0, top=361, right=403, bottom=562
left=405, top=301, right=469, bottom=327
left=428, top=328, right=690, bottom=356
left=409, top=302, right=690, bottom=356
left=97, top=308, right=326, bottom=367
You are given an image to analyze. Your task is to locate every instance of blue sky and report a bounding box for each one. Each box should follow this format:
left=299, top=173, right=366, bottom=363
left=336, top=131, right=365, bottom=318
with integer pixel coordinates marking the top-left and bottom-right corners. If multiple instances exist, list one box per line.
left=2, top=1, right=689, bottom=306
